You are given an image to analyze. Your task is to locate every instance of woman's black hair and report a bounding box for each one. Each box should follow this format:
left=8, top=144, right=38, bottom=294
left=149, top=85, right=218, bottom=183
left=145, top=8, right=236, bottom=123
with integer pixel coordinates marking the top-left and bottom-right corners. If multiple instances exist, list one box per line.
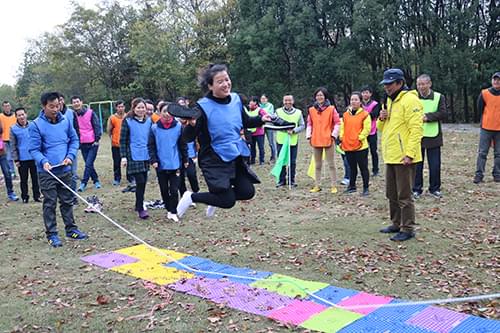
left=313, top=87, right=329, bottom=101
left=351, top=91, right=363, bottom=101
left=198, top=63, right=229, bottom=94
left=249, top=96, right=260, bottom=105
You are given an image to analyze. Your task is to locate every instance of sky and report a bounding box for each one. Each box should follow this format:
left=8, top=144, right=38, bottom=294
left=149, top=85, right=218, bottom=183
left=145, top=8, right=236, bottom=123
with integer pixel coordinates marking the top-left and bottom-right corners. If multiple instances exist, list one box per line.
left=0, top=0, right=100, bottom=86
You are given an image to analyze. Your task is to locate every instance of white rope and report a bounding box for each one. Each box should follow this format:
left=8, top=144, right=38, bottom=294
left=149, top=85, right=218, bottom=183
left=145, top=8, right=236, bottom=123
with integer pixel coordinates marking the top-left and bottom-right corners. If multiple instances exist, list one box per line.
left=46, top=168, right=500, bottom=312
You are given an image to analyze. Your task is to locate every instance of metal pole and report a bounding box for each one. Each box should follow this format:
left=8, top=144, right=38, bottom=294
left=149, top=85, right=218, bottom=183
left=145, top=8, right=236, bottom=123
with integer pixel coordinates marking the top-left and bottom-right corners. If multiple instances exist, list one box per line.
left=288, top=133, right=292, bottom=190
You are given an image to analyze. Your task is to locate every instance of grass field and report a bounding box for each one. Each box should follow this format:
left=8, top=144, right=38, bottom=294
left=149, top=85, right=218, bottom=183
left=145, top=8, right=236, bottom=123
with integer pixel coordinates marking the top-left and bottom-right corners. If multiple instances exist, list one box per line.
left=0, top=126, right=498, bottom=332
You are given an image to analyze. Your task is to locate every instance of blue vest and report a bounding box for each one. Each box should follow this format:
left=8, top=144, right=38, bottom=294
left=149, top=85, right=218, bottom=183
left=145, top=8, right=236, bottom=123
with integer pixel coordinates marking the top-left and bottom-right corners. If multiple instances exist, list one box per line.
left=198, top=93, right=250, bottom=162
left=187, top=141, right=196, bottom=159
left=151, top=122, right=182, bottom=170
left=126, top=117, right=151, bottom=161
left=62, top=108, right=75, bottom=127
left=11, top=123, right=32, bottom=161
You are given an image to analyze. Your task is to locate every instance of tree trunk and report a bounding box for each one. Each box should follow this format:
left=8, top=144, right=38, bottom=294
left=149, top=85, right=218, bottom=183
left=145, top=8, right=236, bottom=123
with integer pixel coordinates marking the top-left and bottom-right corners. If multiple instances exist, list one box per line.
left=463, top=85, right=469, bottom=123
left=450, top=93, right=456, bottom=123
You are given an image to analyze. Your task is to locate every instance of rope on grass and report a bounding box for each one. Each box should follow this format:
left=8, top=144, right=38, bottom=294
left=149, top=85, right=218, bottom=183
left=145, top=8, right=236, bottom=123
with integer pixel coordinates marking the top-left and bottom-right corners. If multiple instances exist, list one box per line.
left=47, top=168, right=500, bottom=311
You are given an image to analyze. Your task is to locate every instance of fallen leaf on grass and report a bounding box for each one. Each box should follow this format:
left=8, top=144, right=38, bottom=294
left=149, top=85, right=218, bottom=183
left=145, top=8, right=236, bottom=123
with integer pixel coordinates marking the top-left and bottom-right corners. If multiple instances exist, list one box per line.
left=96, top=295, right=110, bottom=305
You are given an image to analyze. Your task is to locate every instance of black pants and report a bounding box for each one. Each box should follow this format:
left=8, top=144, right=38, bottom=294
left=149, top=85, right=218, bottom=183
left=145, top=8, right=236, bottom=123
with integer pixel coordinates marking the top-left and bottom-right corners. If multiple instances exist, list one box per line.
left=179, top=158, right=199, bottom=195
left=18, top=160, right=40, bottom=201
left=276, top=143, right=298, bottom=184
left=157, top=169, right=180, bottom=213
left=346, top=149, right=370, bottom=190
left=112, top=147, right=134, bottom=183
left=191, top=166, right=255, bottom=209
left=39, top=172, right=78, bottom=237
left=367, top=133, right=379, bottom=174
left=413, top=146, right=441, bottom=194
left=131, top=172, right=148, bottom=211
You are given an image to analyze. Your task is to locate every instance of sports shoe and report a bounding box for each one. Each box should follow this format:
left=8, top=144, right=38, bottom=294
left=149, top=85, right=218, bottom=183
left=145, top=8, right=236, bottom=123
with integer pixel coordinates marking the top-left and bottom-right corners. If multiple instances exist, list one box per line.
left=78, top=183, right=87, bottom=192
left=331, top=186, right=338, bottom=194
left=429, top=190, right=442, bottom=199
left=340, top=178, right=349, bottom=186
left=473, top=175, right=482, bottom=184
left=372, top=171, right=379, bottom=177
left=112, top=180, right=120, bottom=186
left=343, top=187, right=356, bottom=194
left=167, top=212, right=179, bottom=222
left=361, top=188, right=369, bottom=196
left=48, top=234, right=63, bottom=247
left=263, top=115, right=295, bottom=130
left=494, top=177, right=500, bottom=183
left=413, top=191, right=421, bottom=199
left=66, top=229, right=88, bottom=240
left=310, top=186, right=321, bottom=193
left=94, top=181, right=102, bottom=189
left=379, top=225, right=400, bottom=233
left=390, top=231, right=415, bottom=242
left=206, top=205, right=216, bottom=218
left=138, top=210, right=149, bottom=220
left=190, top=202, right=197, bottom=208
left=276, top=182, right=285, bottom=188
left=22, top=198, right=29, bottom=203
left=176, top=191, right=193, bottom=218
left=8, top=192, right=19, bottom=201
left=34, top=197, right=42, bottom=203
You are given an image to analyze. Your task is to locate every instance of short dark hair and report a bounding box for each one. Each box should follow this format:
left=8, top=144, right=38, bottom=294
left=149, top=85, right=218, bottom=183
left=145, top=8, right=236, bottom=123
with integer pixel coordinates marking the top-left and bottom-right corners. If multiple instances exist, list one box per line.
left=70, top=95, right=82, bottom=102
left=2, top=100, right=10, bottom=105
left=360, top=85, right=373, bottom=93
left=176, top=96, right=186, bottom=104
left=14, top=107, right=26, bottom=115
left=198, top=63, right=229, bottom=94
left=158, top=101, right=172, bottom=113
left=351, top=91, right=363, bottom=101
left=144, top=99, right=154, bottom=105
left=41, top=92, right=61, bottom=106
left=115, top=99, right=125, bottom=107
left=58, top=93, right=65, bottom=99
left=249, top=96, right=260, bottom=105
left=313, top=87, right=330, bottom=101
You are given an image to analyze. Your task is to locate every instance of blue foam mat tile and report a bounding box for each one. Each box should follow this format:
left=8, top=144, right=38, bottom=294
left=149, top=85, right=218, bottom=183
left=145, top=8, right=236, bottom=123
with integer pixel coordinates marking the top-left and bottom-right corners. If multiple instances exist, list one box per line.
left=165, top=255, right=209, bottom=272
left=367, top=299, right=428, bottom=323
left=306, top=285, right=359, bottom=307
left=449, top=315, right=500, bottom=333
left=338, top=315, right=436, bottom=333
left=217, top=266, right=272, bottom=285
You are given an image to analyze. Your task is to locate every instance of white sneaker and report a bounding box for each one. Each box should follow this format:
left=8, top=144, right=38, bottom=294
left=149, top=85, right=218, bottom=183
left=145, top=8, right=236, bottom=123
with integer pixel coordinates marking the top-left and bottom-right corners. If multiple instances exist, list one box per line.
left=340, top=178, right=349, bottom=185
left=190, top=202, right=197, bottom=208
left=176, top=191, right=193, bottom=218
left=167, top=212, right=179, bottom=222
left=206, top=205, right=216, bottom=218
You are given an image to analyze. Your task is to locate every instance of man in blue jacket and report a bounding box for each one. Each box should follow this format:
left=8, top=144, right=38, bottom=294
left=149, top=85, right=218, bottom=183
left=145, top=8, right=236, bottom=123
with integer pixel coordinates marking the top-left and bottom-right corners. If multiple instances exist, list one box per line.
left=29, top=92, right=88, bottom=247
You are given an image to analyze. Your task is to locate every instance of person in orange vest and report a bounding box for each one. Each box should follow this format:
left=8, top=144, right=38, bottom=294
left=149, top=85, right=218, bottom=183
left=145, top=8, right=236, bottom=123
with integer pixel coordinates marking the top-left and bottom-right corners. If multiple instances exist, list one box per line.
left=306, top=87, right=341, bottom=194
left=474, top=71, right=500, bottom=184
left=339, top=92, right=371, bottom=196
left=0, top=100, right=17, bottom=178
left=413, top=74, right=447, bottom=199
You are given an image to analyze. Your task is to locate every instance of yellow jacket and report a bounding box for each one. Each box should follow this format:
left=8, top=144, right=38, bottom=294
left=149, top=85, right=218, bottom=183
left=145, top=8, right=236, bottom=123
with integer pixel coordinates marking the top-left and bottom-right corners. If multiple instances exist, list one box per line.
left=339, top=107, right=371, bottom=151
left=377, top=90, right=423, bottom=164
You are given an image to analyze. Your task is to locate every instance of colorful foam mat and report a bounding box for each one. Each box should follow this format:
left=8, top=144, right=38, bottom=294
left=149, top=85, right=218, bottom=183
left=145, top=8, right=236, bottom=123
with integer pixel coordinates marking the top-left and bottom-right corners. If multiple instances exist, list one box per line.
left=81, top=245, right=500, bottom=333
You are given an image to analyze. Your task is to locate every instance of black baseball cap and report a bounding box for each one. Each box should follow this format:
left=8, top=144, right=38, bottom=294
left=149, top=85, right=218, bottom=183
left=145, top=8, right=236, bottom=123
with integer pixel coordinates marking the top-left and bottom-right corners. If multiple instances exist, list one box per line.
left=492, top=72, right=500, bottom=79
left=380, top=68, right=404, bottom=84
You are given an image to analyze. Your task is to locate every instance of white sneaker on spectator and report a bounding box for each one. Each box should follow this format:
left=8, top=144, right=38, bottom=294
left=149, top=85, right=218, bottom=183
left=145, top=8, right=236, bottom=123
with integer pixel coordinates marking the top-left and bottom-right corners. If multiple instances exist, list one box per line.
left=340, top=178, right=349, bottom=185
left=176, top=191, right=193, bottom=218
left=167, top=212, right=179, bottom=222
left=206, top=205, right=216, bottom=218
left=190, top=202, right=197, bottom=208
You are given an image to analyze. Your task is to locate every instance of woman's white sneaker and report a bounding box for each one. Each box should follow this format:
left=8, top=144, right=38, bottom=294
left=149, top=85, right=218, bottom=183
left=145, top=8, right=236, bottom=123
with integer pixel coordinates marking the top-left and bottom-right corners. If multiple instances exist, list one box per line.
left=206, top=205, right=216, bottom=218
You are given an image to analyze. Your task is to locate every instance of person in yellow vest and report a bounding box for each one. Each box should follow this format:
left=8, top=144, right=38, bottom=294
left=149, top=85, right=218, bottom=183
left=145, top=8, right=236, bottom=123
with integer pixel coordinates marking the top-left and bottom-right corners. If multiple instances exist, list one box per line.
left=339, top=92, right=371, bottom=196
left=377, top=68, right=423, bottom=242
left=275, top=95, right=305, bottom=187
left=306, top=87, right=341, bottom=194
left=413, top=74, right=447, bottom=199
left=474, top=71, right=500, bottom=184
left=0, top=101, right=17, bottom=178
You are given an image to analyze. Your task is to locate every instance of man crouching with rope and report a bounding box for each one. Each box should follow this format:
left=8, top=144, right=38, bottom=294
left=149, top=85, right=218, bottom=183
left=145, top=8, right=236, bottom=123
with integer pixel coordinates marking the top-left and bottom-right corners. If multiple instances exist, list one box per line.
left=29, top=92, right=88, bottom=247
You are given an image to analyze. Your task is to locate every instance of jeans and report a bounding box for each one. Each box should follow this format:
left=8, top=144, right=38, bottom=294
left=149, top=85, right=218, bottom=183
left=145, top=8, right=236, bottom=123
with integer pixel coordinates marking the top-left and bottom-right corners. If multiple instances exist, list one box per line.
left=80, top=143, right=99, bottom=184
left=38, top=172, right=78, bottom=237
left=70, top=153, right=78, bottom=191
left=265, top=129, right=276, bottom=160
left=250, top=135, right=265, bottom=164
left=179, top=158, right=199, bottom=195
left=157, top=169, right=180, bottom=213
left=367, top=133, right=379, bottom=174
left=475, top=129, right=500, bottom=180
left=341, top=154, right=351, bottom=180
left=276, top=143, right=298, bottom=184
left=346, top=149, right=370, bottom=190
left=18, top=160, right=40, bottom=201
left=0, top=154, right=14, bottom=194
left=414, top=146, right=441, bottom=194
left=4, top=141, right=16, bottom=176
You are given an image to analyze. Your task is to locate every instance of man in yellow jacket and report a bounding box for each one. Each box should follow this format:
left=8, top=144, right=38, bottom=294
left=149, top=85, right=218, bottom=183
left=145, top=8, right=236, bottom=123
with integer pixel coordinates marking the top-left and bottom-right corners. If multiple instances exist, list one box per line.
left=377, top=68, right=423, bottom=241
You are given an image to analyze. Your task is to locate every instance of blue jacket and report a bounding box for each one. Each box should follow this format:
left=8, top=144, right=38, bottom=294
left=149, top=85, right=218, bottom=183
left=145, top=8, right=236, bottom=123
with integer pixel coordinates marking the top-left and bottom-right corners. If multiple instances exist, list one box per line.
left=29, top=111, right=79, bottom=174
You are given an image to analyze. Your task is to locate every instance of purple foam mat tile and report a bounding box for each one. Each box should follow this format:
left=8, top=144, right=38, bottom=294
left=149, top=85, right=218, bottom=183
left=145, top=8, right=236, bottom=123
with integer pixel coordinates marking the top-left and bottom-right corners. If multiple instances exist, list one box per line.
left=306, top=285, right=359, bottom=307
left=269, top=299, right=328, bottom=326
left=81, top=252, right=138, bottom=269
left=449, top=315, right=500, bottom=333
left=337, top=315, right=437, bottom=333
left=406, top=306, right=470, bottom=333
left=368, top=299, right=428, bottom=323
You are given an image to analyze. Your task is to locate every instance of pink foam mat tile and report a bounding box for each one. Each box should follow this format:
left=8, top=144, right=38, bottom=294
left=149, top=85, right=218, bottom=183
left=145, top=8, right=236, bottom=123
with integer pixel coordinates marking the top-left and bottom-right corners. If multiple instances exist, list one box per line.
left=406, top=306, right=469, bottom=333
left=269, top=299, right=328, bottom=326
left=337, top=292, right=393, bottom=315
left=81, top=252, right=138, bottom=269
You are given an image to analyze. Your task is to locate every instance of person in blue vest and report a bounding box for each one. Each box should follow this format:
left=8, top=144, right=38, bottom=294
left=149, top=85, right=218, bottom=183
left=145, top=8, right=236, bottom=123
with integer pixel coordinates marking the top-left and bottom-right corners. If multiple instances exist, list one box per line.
left=412, top=74, right=447, bottom=199
left=176, top=64, right=272, bottom=219
left=10, top=107, right=41, bottom=203
left=29, top=91, right=88, bottom=247
left=148, top=102, right=188, bottom=222
left=361, top=86, right=381, bottom=177
left=120, top=97, right=152, bottom=220
left=58, top=94, right=79, bottom=196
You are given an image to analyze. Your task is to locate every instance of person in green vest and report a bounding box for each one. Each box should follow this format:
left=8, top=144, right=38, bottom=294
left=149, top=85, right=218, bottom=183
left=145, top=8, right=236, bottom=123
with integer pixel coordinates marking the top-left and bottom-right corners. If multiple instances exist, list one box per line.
left=413, top=74, right=447, bottom=199
left=275, top=95, right=305, bottom=187
left=247, top=96, right=267, bottom=165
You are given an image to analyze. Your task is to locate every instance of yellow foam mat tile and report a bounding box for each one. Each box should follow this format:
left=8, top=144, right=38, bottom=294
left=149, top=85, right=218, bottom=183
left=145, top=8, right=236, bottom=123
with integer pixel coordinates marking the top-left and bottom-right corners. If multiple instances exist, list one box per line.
left=111, top=261, right=194, bottom=285
left=114, top=244, right=188, bottom=265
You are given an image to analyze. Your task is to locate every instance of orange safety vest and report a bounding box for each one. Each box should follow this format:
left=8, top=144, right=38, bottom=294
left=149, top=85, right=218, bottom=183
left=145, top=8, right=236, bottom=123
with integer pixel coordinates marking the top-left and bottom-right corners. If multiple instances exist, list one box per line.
left=110, top=114, right=124, bottom=147
left=341, top=109, right=369, bottom=151
left=0, top=113, right=16, bottom=141
left=481, top=89, right=500, bottom=131
left=308, top=105, right=338, bottom=147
